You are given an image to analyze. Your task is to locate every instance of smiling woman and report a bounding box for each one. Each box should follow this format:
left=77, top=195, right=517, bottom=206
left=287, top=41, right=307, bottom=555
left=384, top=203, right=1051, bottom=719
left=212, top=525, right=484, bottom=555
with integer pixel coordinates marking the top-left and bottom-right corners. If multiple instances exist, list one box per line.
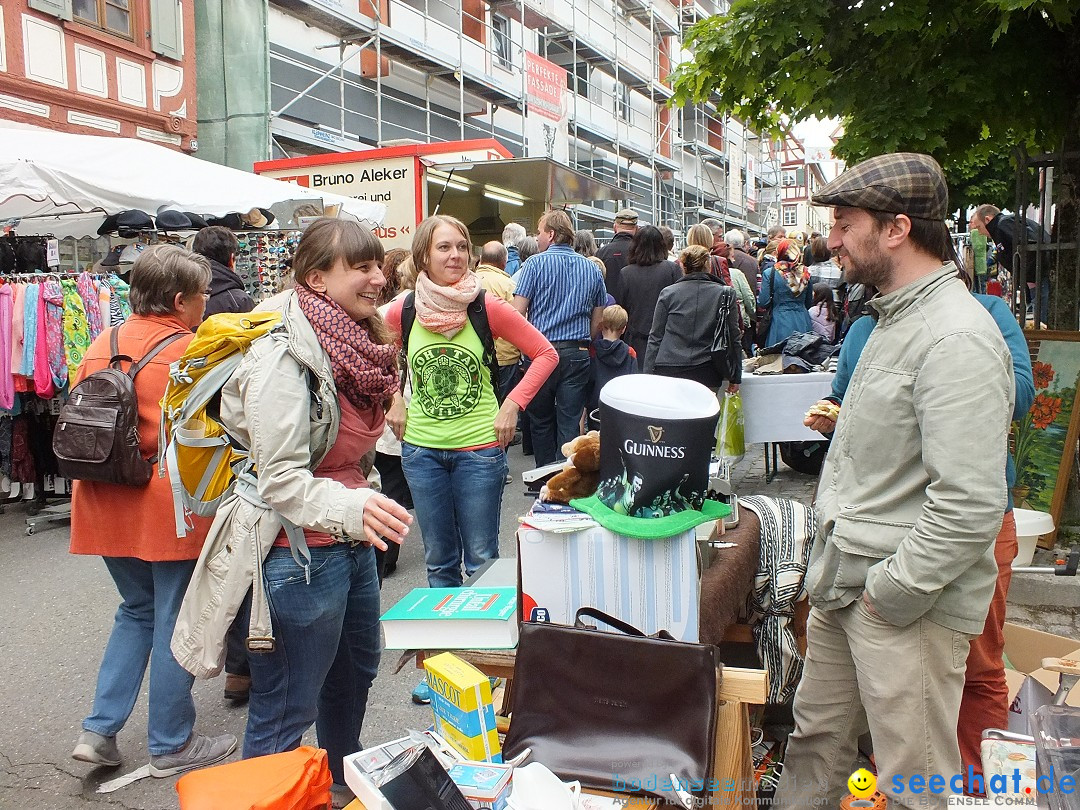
left=172, top=218, right=413, bottom=804
left=383, top=215, right=558, bottom=596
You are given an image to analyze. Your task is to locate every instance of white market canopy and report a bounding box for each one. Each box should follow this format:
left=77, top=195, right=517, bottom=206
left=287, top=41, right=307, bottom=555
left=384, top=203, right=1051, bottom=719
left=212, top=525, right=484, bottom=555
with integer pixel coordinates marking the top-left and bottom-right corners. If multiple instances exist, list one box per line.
left=0, top=128, right=386, bottom=239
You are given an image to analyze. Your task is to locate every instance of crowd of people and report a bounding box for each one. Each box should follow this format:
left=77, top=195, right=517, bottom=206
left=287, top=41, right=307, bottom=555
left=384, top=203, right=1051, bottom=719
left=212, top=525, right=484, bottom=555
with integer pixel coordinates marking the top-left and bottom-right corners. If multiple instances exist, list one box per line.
left=65, top=159, right=1034, bottom=808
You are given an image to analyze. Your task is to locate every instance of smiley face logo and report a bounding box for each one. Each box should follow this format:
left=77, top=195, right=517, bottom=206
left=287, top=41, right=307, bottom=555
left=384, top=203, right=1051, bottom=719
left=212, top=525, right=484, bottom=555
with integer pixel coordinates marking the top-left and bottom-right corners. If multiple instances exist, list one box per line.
left=847, top=769, right=877, bottom=800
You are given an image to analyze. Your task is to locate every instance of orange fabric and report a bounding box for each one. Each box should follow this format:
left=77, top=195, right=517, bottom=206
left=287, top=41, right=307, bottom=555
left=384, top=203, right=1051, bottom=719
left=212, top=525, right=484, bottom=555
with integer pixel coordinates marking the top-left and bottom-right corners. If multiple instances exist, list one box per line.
left=958, top=510, right=1017, bottom=795
left=69, top=314, right=212, bottom=561
left=175, top=746, right=333, bottom=810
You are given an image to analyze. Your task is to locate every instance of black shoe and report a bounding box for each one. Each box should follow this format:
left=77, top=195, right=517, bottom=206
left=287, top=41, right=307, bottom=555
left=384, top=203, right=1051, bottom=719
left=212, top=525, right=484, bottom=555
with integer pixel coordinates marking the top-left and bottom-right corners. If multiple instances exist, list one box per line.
left=508, top=430, right=522, bottom=448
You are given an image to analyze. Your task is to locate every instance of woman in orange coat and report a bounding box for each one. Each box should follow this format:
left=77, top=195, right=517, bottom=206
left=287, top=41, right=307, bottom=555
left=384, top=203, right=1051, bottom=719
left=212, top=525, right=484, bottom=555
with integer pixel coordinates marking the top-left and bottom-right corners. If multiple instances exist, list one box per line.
left=69, top=245, right=237, bottom=777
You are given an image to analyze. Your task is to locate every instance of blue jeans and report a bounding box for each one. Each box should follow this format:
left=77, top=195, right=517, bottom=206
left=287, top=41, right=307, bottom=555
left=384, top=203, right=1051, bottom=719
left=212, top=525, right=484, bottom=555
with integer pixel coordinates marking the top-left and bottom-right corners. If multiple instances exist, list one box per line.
left=401, top=443, right=508, bottom=588
left=83, top=557, right=198, bottom=755
left=526, top=346, right=591, bottom=465
left=244, top=543, right=381, bottom=786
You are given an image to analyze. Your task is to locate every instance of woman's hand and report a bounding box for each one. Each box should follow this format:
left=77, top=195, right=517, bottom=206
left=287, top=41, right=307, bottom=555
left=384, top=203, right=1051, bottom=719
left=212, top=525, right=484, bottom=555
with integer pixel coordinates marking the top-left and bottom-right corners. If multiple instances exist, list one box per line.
left=386, top=392, right=407, bottom=441
left=362, top=492, right=412, bottom=550
left=726, top=383, right=740, bottom=394
left=803, top=399, right=839, bottom=434
left=494, top=398, right=521, bottom=449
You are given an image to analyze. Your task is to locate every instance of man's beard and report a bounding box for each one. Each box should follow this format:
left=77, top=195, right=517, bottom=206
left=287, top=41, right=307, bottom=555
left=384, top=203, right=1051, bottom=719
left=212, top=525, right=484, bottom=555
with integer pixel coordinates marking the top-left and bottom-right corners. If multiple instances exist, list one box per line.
left=843, top=239, right=894, bottom=289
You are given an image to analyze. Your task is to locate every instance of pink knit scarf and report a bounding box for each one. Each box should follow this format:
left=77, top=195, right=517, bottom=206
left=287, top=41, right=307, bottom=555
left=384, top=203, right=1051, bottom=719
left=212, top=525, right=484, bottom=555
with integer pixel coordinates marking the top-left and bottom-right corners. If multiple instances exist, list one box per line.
left=295, top=285, right=399, bottom=411
left=413, top=270, right=482, bottom=339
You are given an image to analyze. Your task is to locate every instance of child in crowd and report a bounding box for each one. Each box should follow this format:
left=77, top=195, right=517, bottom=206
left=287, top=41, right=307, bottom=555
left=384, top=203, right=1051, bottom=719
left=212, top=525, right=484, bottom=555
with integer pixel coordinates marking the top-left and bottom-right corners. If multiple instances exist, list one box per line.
left=809, top=283, right=840, bottom=343
left=586, top=305, right=637, bottom=430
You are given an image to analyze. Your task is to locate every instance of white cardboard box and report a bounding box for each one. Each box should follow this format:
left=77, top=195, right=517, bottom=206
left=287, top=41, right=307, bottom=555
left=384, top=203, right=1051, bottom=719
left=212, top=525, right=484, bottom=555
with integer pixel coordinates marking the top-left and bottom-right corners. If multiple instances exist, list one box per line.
left=516, top=525, right=700, bottom=642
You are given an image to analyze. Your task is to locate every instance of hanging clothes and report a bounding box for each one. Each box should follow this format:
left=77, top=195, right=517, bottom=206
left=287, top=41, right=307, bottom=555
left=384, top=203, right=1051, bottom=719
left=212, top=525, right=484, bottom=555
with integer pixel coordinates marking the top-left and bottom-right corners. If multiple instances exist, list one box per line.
left=41, top=280, right=67, bottom=390
left=0, top=285, right=13, bottom=410
left=98, top=282, right=111, bottom=329
left=34, top=288, right=56, bottom=399
left=10, top=284, right=27, bottom=394
left=21, top=283, right=37, bottom=379
left=105, top=274, right=131, bottom=325
left=61, top=279, right=90, bottom=388
left=77, top=272, right=104, bottom=340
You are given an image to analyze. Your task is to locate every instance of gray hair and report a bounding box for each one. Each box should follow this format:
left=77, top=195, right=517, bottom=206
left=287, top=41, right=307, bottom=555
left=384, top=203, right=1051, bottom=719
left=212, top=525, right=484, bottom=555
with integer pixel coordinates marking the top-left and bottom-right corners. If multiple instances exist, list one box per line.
left=724, top=229, right=746, bottom=249
left=517, top=236, right=539, bottom=262
left=573, top=229, right=597, bottom=257
left=128, top=245, right=211, bottom=316
left=502, top=222, right=526, bottom=246
left=700, top=218, right=723, bottom=236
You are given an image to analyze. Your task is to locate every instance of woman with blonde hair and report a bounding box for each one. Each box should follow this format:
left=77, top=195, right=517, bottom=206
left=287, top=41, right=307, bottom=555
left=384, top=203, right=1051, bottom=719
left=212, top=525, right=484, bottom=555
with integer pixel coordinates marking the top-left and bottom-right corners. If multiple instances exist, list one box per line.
left=385, top=215, right=557, bottom=597
left=686, top=224, right=755, bottom=328
left=644, top=244, right=742, bottom=392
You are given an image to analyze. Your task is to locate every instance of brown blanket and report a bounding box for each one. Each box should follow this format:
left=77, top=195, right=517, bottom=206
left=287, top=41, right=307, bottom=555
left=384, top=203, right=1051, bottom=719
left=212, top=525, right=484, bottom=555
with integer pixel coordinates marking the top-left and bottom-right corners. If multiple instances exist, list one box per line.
left=698, top=510, right=761, bottom=646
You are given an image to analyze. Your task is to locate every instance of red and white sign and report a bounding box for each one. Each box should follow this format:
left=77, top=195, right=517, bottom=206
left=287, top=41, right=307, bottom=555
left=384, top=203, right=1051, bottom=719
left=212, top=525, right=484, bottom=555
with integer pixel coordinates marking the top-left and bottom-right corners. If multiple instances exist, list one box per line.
left=525, top=53, right=567, bottom=122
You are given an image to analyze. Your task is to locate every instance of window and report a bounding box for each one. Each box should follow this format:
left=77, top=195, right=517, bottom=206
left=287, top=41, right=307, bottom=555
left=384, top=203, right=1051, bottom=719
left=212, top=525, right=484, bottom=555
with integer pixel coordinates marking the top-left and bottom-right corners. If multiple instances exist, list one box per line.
left=616, top=84, right=631, bottom=123
left=781, top=169, right=797, bottom=187
left=492, top=15, right=511, bottom=69
left=782, top=204, right=798, bottom=227
left=74, top=0, right=132, bottom=39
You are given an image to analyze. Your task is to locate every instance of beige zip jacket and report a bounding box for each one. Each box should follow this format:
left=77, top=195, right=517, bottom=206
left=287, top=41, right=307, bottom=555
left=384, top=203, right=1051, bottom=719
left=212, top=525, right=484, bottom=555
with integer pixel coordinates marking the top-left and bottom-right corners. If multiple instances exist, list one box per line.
left=171, top=290, right=377, bottom=678
left=807, top=264, right=1014, bottom=635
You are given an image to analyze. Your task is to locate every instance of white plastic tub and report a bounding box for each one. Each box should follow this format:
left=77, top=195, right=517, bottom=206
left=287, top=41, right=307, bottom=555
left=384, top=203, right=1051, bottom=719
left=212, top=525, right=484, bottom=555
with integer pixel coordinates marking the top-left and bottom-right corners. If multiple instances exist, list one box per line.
left=1013, top=508, right=1055, bottom=568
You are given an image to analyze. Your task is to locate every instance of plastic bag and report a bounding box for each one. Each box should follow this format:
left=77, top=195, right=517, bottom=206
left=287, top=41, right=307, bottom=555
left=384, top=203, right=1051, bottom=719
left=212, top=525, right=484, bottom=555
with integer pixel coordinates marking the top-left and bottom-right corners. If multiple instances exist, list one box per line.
left=716, top=391, right=745, bottom=463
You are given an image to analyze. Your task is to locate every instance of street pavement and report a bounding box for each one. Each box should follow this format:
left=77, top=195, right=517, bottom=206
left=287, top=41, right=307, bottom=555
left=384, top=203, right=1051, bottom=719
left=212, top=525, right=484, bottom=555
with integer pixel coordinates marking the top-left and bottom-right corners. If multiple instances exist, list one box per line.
left=0, top=442, right=817, bottom=808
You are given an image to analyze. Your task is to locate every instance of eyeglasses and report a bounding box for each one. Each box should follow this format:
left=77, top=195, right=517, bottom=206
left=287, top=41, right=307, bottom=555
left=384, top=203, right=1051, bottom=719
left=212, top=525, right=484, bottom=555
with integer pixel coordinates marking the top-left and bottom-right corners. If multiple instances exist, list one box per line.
left=202, top=289, right=212, bottom=298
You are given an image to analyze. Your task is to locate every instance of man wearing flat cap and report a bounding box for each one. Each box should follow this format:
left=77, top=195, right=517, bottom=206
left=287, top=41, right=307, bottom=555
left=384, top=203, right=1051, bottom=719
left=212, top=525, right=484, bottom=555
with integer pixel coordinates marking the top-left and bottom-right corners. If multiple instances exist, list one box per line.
left=594, top=209, right=638, bottom=303
left=775, top=154, right=1014, bottom=810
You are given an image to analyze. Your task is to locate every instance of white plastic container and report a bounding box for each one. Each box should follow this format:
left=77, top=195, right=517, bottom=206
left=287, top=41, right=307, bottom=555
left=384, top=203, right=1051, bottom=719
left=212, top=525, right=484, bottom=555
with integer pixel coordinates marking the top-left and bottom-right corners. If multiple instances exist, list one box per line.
left=1013, top=508, right=1055, bottom=568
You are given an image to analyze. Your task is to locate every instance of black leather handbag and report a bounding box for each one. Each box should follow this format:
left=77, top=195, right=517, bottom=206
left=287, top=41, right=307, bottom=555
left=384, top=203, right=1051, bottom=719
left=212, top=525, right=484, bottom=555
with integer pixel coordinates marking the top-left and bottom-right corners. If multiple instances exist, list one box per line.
left=503, top=608, right=721, bottom=806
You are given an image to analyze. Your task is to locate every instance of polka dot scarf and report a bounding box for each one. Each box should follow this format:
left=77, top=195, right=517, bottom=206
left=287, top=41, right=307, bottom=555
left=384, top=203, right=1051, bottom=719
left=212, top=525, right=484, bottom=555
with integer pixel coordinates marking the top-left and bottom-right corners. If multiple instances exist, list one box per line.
left=295, top=285, right=399, bottom=411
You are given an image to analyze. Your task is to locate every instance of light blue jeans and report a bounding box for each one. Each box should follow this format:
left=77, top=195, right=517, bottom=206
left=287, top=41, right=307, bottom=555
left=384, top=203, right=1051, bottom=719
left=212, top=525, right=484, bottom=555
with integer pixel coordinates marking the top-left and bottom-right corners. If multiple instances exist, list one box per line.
left=83, top=557, right=198, bottom=755
left=243, top=543, right=381, bottom=786
left=401, top=443, right=508, bottom=588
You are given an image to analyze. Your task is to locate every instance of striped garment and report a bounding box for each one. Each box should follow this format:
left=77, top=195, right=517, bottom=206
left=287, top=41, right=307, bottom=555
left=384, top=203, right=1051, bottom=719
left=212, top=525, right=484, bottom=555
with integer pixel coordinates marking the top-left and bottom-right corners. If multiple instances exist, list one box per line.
left=513, top=243, right=607, bottom=342
left=740, top=495, right=816, bottom=705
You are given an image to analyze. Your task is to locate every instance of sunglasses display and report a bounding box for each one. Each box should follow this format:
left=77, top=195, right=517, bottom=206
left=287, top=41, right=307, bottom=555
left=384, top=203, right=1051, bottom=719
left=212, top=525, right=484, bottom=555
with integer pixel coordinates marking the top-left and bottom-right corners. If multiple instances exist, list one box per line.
left=235, top=232, right=299, bottom=301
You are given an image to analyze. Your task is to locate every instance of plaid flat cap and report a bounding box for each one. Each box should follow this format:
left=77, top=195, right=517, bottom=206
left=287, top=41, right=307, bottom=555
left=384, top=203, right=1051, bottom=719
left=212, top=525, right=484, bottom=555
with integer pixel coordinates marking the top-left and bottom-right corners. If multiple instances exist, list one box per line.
left=812, top=153, right=948, bottom=220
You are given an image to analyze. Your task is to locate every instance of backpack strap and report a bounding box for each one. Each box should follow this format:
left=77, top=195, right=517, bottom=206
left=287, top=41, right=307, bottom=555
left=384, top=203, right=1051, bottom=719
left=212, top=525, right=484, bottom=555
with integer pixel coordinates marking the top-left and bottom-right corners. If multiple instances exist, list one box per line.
left=107, top=324, right=185, bottom=379
left=399, top=292, right=416, bottom=393
left=467, top=291, right=504, bottom=404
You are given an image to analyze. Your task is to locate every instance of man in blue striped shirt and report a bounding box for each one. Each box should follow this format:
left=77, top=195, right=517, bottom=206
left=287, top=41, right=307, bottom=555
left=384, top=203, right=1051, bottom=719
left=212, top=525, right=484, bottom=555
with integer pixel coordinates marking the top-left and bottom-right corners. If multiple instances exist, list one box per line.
left=514, top=209, right=607, bottom=465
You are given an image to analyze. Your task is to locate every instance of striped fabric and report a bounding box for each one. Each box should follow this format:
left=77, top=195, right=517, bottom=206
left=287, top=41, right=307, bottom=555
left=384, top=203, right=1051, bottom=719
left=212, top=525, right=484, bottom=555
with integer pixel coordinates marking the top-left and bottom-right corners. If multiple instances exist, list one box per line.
left=513, top=244, right=607, bottom=342
left=740, top=495, right=816, bottom=705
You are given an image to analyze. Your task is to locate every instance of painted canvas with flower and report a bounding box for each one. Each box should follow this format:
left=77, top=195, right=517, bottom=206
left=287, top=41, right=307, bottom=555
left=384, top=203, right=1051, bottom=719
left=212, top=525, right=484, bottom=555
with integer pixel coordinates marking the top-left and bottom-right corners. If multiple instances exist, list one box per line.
left=1013, top=341, right=1080, bottom=512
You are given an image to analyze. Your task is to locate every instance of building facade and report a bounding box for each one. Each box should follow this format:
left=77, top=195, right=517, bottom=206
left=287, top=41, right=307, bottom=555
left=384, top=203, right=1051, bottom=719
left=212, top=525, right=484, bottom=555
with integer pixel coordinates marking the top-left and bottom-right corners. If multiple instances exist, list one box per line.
left=0, top=0, right=197, bottom=150
left=778, top=134, right=831, bottom=238
left=204, top=0, right=785, bottom=238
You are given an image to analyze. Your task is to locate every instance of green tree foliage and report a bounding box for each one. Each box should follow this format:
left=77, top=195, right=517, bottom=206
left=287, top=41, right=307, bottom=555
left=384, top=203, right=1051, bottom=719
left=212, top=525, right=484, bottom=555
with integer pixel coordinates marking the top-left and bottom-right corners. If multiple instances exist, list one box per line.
left=670, top=0, right=1079, bottom=210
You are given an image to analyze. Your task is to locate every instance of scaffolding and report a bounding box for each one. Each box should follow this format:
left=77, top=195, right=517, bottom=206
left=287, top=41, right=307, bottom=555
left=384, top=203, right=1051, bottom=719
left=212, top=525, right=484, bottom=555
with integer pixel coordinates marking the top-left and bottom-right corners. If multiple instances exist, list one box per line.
left=264, top=0, right=779, bottom=237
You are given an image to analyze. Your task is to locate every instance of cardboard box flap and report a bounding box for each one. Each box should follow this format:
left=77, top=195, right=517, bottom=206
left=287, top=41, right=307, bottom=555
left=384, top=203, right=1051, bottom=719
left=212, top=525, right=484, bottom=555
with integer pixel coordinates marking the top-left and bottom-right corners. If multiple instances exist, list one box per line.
left=1003, top=623, right=1080, bottom=673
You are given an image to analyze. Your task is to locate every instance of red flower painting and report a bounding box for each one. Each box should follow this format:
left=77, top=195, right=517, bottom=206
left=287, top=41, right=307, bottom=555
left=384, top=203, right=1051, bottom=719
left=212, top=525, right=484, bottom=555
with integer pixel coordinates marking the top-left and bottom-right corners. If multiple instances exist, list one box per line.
left=1033, top=361, right=1055, bottom=391
left=1030, top=392, right=1064, bottom=430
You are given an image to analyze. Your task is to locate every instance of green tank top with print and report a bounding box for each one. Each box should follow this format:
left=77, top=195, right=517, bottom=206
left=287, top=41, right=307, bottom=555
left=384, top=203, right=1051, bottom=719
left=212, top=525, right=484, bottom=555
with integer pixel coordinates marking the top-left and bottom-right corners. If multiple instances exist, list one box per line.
left=403, top=317, right=500, bottom=449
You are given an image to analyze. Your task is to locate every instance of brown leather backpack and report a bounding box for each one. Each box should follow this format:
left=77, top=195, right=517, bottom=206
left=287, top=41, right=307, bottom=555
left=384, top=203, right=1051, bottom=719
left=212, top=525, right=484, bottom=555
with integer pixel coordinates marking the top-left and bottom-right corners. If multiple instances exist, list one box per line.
left=53, top=326, right=183, bottom=486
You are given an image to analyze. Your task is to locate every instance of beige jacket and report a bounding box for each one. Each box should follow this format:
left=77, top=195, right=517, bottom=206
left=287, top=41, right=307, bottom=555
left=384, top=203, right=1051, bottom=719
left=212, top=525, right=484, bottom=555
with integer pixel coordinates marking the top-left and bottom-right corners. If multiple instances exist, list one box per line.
left=171, top=290, right=377, bottom=678
left=474, top=263, right=521, bottom=366
left=808, top=264, right=1013, bottom=635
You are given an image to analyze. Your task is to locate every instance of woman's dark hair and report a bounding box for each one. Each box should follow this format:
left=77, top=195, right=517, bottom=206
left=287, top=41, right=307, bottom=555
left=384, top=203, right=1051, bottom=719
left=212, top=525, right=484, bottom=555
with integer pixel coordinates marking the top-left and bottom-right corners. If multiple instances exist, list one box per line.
left=628, top=225, right=668, bottom=266
left=812, top=283, right=839, bottom=322
left=810, top=236, right=831, bottom=263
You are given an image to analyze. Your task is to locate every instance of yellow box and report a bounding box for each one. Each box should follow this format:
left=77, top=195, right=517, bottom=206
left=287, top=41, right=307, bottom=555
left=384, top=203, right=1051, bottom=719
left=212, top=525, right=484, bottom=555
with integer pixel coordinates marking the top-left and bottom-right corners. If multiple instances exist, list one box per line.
left=435, top=714, right=502, bottom=763
left=423, top=651, right=492, bottom=713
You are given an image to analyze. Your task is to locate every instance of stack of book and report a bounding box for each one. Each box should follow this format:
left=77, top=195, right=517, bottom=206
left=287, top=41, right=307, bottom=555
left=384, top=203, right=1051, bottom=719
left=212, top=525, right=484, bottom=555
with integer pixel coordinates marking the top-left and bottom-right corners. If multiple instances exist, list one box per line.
left=381, top=587, right=518, bottom=650
left=423, top=652, right=502, bottom=763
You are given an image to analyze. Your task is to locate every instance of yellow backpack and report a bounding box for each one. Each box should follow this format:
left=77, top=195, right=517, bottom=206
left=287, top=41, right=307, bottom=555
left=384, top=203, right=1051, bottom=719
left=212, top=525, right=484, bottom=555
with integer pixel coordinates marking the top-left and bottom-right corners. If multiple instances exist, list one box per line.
left=159, top=312, right=283, bottom=537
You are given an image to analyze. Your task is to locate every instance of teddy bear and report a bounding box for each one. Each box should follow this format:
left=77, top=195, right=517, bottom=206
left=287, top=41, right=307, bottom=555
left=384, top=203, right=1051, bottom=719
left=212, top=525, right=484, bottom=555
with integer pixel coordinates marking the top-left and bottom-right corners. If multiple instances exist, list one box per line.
left=540, top=430, right=602, bottom=504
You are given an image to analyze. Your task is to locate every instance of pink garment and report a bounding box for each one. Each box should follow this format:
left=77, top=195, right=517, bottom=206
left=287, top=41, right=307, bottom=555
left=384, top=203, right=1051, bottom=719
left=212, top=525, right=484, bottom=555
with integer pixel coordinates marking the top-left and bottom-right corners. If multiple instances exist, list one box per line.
left=384, top=292, right=558, bottom=410
left=34, top=287, right=56, bottom=399
left=9, top=284, right=24, bottom=382
left=0, top=285, right=13, bottom=409
left=809, top=302, right=835, bottom=343
left=42, top=281, right=67, bottom=390
left=77, top=272, right=104, bottom=340
left=273, top=395, right=384, bottom=549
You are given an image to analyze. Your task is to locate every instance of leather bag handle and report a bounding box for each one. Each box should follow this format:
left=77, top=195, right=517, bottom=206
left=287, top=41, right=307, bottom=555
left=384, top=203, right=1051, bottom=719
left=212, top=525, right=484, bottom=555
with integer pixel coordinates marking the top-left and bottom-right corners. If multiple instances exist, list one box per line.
left=573, top=607, right=675, bottom=641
